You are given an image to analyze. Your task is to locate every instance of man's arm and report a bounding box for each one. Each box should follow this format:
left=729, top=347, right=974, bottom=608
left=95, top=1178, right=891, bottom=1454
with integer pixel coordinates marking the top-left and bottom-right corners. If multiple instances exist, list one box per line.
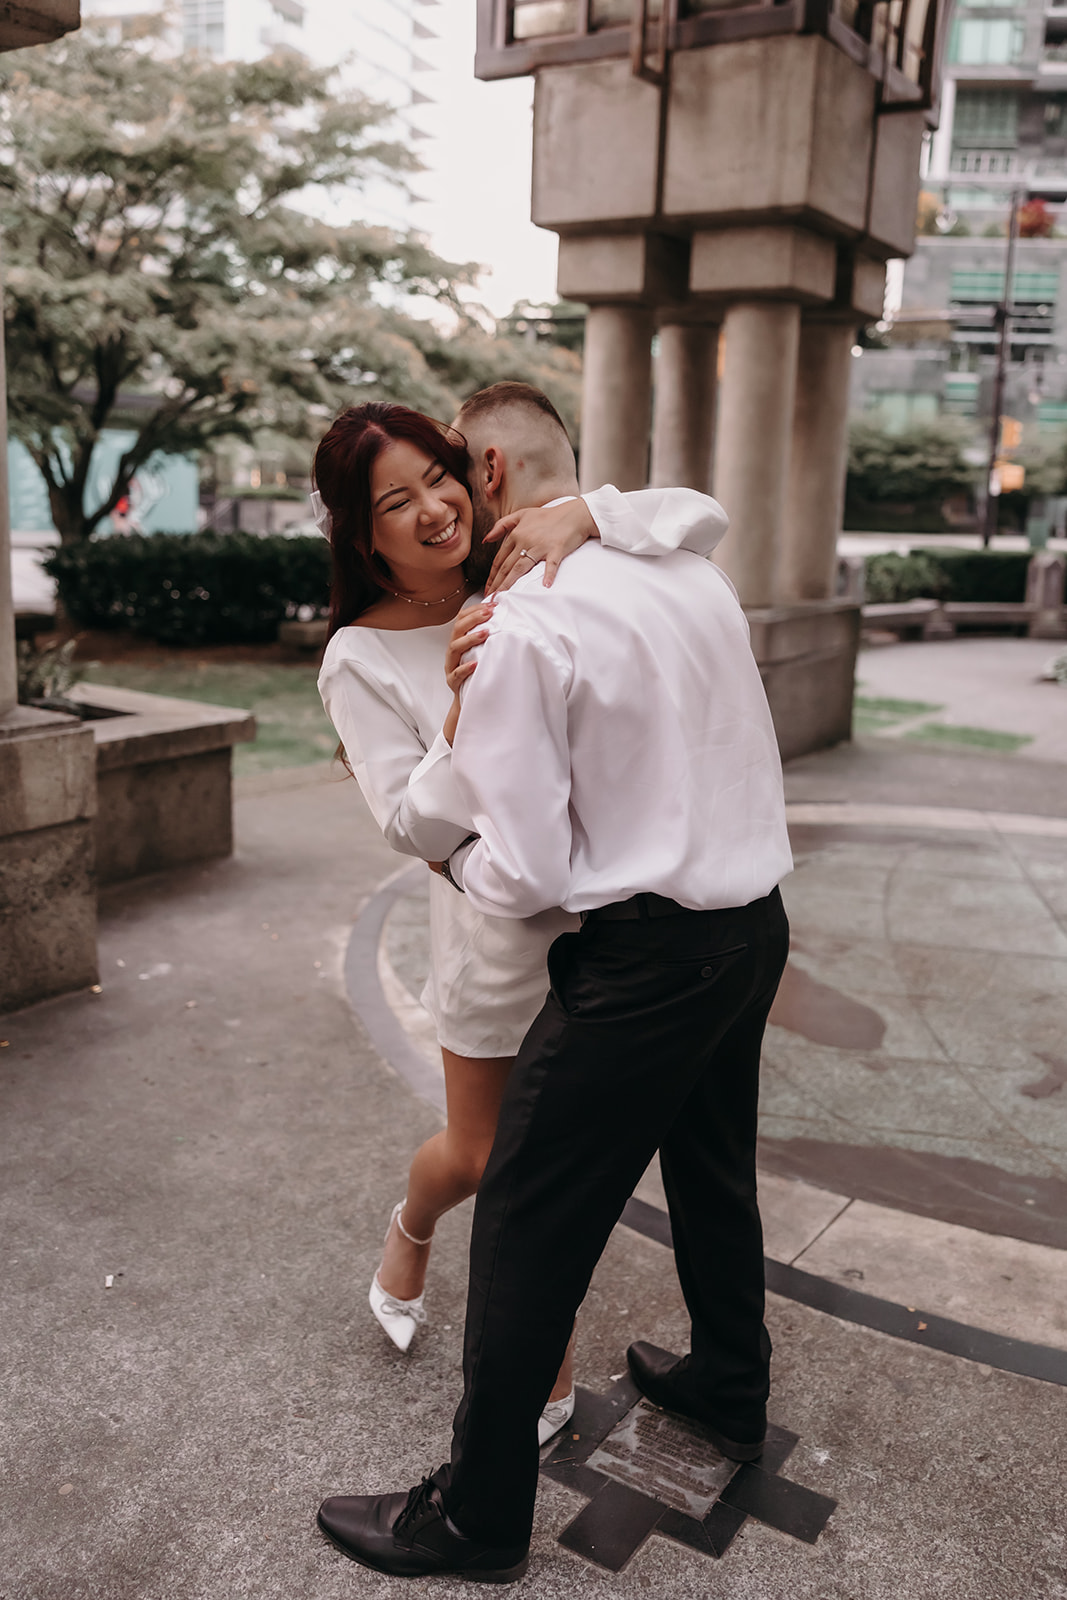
left=583, top=484, right=729, bottom=559
left=447, top=625, right=573, bottom=919
left=484, top=486, right=729, bottom=591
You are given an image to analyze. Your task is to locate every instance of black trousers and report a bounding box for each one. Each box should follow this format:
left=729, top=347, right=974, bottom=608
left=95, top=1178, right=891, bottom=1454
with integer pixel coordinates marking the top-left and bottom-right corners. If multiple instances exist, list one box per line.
left=437, top=888, right=789, bottom=1548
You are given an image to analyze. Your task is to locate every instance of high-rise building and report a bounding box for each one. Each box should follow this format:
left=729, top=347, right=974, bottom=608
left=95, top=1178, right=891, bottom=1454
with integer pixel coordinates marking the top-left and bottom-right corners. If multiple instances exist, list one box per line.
left=80, top=0, right=441, bottom=231
left=853, top=0, right=1067, bottom=433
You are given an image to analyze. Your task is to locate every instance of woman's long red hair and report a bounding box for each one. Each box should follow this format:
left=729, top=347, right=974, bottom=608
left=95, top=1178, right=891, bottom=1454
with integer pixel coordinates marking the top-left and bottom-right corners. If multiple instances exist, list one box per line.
left=313, top=402, right=485, bottom=638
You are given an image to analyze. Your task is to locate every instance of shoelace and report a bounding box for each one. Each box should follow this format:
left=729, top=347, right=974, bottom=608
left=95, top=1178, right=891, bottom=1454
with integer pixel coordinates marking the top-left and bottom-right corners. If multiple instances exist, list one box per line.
left=394, top=1476, right=437, bottom=1540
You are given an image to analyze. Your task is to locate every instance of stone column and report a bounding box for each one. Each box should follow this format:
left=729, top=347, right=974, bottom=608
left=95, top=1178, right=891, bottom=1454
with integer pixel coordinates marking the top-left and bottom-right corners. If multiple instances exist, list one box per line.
left=778, top=318, right=857, bottom=603
left=926, top=74, right=956, bottom=183
left=713, top=301, right=801, bottom=606
left=578, top=304, right=654, bottom=493
left=650, top=321, right=719, bottom=491
left=0, top=254, right=15, bottom=719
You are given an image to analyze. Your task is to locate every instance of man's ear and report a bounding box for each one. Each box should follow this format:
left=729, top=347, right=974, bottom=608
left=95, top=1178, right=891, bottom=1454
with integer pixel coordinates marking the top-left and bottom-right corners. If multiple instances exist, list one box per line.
left=483, top=444, right=506, bottom=500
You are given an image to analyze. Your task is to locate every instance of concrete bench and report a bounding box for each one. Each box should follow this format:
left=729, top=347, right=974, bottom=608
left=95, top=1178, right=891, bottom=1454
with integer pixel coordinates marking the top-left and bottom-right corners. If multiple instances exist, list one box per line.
left=861, top=600, right=953, bottom=640
left=849, top=551, right=1066, bottom=641
left=943, top=601, right=1036, bottom=635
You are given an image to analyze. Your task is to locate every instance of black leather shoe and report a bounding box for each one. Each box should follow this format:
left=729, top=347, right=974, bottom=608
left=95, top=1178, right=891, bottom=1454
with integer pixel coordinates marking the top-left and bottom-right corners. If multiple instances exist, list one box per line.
left=316, top=1475, right=529, bottom=1583
left=626, top=1341, right=766, bottom=1462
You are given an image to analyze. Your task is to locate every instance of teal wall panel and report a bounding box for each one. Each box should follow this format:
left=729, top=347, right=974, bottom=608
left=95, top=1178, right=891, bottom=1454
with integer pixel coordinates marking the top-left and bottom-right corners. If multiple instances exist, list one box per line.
left=7, top=433, right=198, bottom=535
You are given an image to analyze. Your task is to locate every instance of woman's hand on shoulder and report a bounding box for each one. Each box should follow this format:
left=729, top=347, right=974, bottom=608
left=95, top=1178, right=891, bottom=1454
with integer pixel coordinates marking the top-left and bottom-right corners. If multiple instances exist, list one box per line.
left=445, top=602, right=494, bottom=695
left=442, top=601, right=494, bottom=745
left=484, top=498, right=598, bottom=593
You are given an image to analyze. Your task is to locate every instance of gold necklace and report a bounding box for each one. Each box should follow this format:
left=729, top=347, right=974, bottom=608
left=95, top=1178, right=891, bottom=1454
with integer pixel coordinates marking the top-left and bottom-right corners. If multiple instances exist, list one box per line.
left=381, top=579, right=469, bottom=608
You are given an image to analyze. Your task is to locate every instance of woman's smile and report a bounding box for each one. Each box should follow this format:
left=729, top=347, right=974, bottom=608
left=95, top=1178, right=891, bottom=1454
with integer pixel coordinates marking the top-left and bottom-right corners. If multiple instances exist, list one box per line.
left=423, top=517, right=459, bottom=549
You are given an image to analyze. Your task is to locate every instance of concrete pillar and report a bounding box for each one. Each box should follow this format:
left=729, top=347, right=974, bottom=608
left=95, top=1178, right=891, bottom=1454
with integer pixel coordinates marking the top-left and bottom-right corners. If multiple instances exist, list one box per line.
left=926, top=74, right=956, bottom=183
left=778, top=318, right=857, bottom=603
left=713, top=301, right=801, bottom=607
left=578, top=304, right=654, bottom=492
left=650, top=322, right=719, bottom=491
left=0, top=251, right=15, bottom=719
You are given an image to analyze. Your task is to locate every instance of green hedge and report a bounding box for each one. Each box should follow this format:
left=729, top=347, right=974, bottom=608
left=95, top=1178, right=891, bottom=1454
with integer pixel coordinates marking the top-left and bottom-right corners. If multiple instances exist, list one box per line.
left=863, top=553, right=951, bottom=604
left=43, top=532, right=331, bottom=646
left=864, top=549, right=1032, bottom=605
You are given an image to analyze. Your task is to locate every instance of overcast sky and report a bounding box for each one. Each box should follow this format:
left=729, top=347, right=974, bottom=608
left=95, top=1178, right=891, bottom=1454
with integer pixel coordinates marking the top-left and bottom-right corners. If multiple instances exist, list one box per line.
left=414, top=0, right=559, bottom=318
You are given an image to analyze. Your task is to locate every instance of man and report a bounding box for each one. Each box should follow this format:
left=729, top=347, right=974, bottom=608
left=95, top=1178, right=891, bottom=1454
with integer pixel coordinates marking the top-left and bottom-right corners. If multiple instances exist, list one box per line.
left=317, top=382, right=793, bottom=1582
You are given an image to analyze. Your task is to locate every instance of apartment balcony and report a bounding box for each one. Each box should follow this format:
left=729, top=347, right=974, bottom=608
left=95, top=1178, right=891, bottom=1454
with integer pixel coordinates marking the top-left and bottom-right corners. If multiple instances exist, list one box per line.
left=947, top=149, right=1067, bottom=199
left=950, top=150, right=1025, bottom=176
left=1039, top=40, right=1067, bottom=74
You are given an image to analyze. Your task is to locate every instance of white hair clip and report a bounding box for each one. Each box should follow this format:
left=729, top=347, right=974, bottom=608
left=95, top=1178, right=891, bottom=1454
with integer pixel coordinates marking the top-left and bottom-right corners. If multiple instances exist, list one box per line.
left=309, top=489, right=332, bottom=537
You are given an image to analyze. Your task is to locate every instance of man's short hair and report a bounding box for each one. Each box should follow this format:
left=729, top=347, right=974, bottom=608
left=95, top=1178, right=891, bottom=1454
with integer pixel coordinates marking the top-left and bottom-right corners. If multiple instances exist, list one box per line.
left=456, top=381, right=572, bottom=445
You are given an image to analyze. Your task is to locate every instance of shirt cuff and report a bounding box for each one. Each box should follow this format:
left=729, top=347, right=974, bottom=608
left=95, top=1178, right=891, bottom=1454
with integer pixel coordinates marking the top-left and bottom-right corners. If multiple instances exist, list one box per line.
left=580, top=484, right=623, bottom=545
left=445, top=836, right=478, bottom=893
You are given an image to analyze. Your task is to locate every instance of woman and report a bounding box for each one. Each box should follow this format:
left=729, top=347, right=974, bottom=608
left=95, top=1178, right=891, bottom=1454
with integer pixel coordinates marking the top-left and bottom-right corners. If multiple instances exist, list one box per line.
left=314, top=400, right=727, bottom=1445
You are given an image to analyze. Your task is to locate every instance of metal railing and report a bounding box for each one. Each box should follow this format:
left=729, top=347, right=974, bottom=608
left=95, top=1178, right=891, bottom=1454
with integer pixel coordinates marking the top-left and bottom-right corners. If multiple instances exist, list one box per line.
left=944, top=150, right=1067, bottom=187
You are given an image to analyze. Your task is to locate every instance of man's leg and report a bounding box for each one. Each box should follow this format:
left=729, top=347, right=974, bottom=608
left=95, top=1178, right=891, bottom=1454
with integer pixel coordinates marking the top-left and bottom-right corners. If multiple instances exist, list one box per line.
left=440, top=897, right=783, bottom=1548
left=636, top=890, right=788, bottom=1438
left=658, top=991, right=784, bottom=1433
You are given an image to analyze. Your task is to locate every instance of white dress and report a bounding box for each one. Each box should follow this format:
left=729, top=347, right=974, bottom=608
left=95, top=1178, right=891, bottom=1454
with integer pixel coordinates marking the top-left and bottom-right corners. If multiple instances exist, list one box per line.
left=317, top=484, right=731, bottom=1059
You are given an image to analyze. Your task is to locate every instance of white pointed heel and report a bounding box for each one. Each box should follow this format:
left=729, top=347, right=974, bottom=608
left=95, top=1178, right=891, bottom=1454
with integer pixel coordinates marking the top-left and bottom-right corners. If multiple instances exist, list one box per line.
left=369, top=1200, right=432, bottom=1354
left=538, top=1389, right=576, bottom=1448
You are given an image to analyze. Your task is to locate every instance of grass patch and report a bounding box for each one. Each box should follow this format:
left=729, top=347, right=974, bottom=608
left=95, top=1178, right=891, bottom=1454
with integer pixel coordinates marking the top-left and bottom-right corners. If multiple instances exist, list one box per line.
left=81, top=660, right=338, bottom=775
left=853, top=694, right=944, bottom=735
left=853, top=711, right=898, bottom=735
left=854, top=695, right=943, bottom=718
left=902, top=722, right=1033, bottom=753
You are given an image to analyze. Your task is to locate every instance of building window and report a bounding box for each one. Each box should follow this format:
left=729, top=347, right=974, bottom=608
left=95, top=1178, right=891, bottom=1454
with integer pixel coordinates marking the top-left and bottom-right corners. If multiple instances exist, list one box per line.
left=511, top=0, right=580, bottom=38
left=952, top=89, right=1020, bottom=148
left=183, top=0, right=226, bottom=55
left=950, top=270, right=1058, bottom=303
left=867, top=392, right=941, bottom=430
left=1014, top=272, right=1060, bottom=302
left=943, top=374, right=980, bottom=416
left=949, top=17, right=1024, bottom=64
left=1044, top=95, right=1067, bottom=135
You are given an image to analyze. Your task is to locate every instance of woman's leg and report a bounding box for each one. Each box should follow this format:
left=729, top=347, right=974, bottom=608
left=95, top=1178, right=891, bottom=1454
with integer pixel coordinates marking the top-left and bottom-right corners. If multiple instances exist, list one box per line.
left=377, top=1047, right=577, bottom=1405
left=378, top=1048, right=513, bottom=1301
left=548, top=1330, right=575, bottom=1404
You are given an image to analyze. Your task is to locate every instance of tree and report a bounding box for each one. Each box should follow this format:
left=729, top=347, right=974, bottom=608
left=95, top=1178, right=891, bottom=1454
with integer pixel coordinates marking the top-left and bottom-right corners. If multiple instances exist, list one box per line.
left=0, top=30, right=577, bottom=542
left=846, top=416, right=979, bottom=507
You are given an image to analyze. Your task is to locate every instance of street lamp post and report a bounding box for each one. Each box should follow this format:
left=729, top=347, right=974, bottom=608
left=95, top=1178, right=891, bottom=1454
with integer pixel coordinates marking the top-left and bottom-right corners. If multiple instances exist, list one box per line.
left=983, top=188, right=1023, bottom=548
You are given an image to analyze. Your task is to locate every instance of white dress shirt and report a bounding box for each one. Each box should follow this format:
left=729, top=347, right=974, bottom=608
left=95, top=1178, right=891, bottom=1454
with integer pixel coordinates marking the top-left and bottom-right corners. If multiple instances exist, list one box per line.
left=442, top=542, right=793, bottom=919
left=317, top=484, right=730, bottom=865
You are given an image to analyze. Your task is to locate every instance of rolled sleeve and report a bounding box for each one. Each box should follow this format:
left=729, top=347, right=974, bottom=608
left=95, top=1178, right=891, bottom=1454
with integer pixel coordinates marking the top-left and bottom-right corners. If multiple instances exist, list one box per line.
left=583, top=484, right=729, bottom=559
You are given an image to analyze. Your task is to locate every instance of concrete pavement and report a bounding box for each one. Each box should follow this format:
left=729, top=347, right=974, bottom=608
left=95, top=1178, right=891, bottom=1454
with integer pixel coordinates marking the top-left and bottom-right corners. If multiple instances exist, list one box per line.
left=3, top=728, right=1066, bottom=1596
left=855, top=636, right=1067, bottom=763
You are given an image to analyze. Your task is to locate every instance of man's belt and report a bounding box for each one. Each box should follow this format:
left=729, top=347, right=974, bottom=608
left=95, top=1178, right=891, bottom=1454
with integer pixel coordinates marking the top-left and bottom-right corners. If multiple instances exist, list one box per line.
left=580, top=892, right=692, bottom=924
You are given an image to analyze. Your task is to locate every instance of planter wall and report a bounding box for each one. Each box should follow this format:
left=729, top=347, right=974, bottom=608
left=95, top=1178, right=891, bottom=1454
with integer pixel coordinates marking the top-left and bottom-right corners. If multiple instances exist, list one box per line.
left=68, top=684, right=255, bottom=885
left=0, top=705, right=98, bottom=1012
left=747, top=601, right=862, bottom=763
